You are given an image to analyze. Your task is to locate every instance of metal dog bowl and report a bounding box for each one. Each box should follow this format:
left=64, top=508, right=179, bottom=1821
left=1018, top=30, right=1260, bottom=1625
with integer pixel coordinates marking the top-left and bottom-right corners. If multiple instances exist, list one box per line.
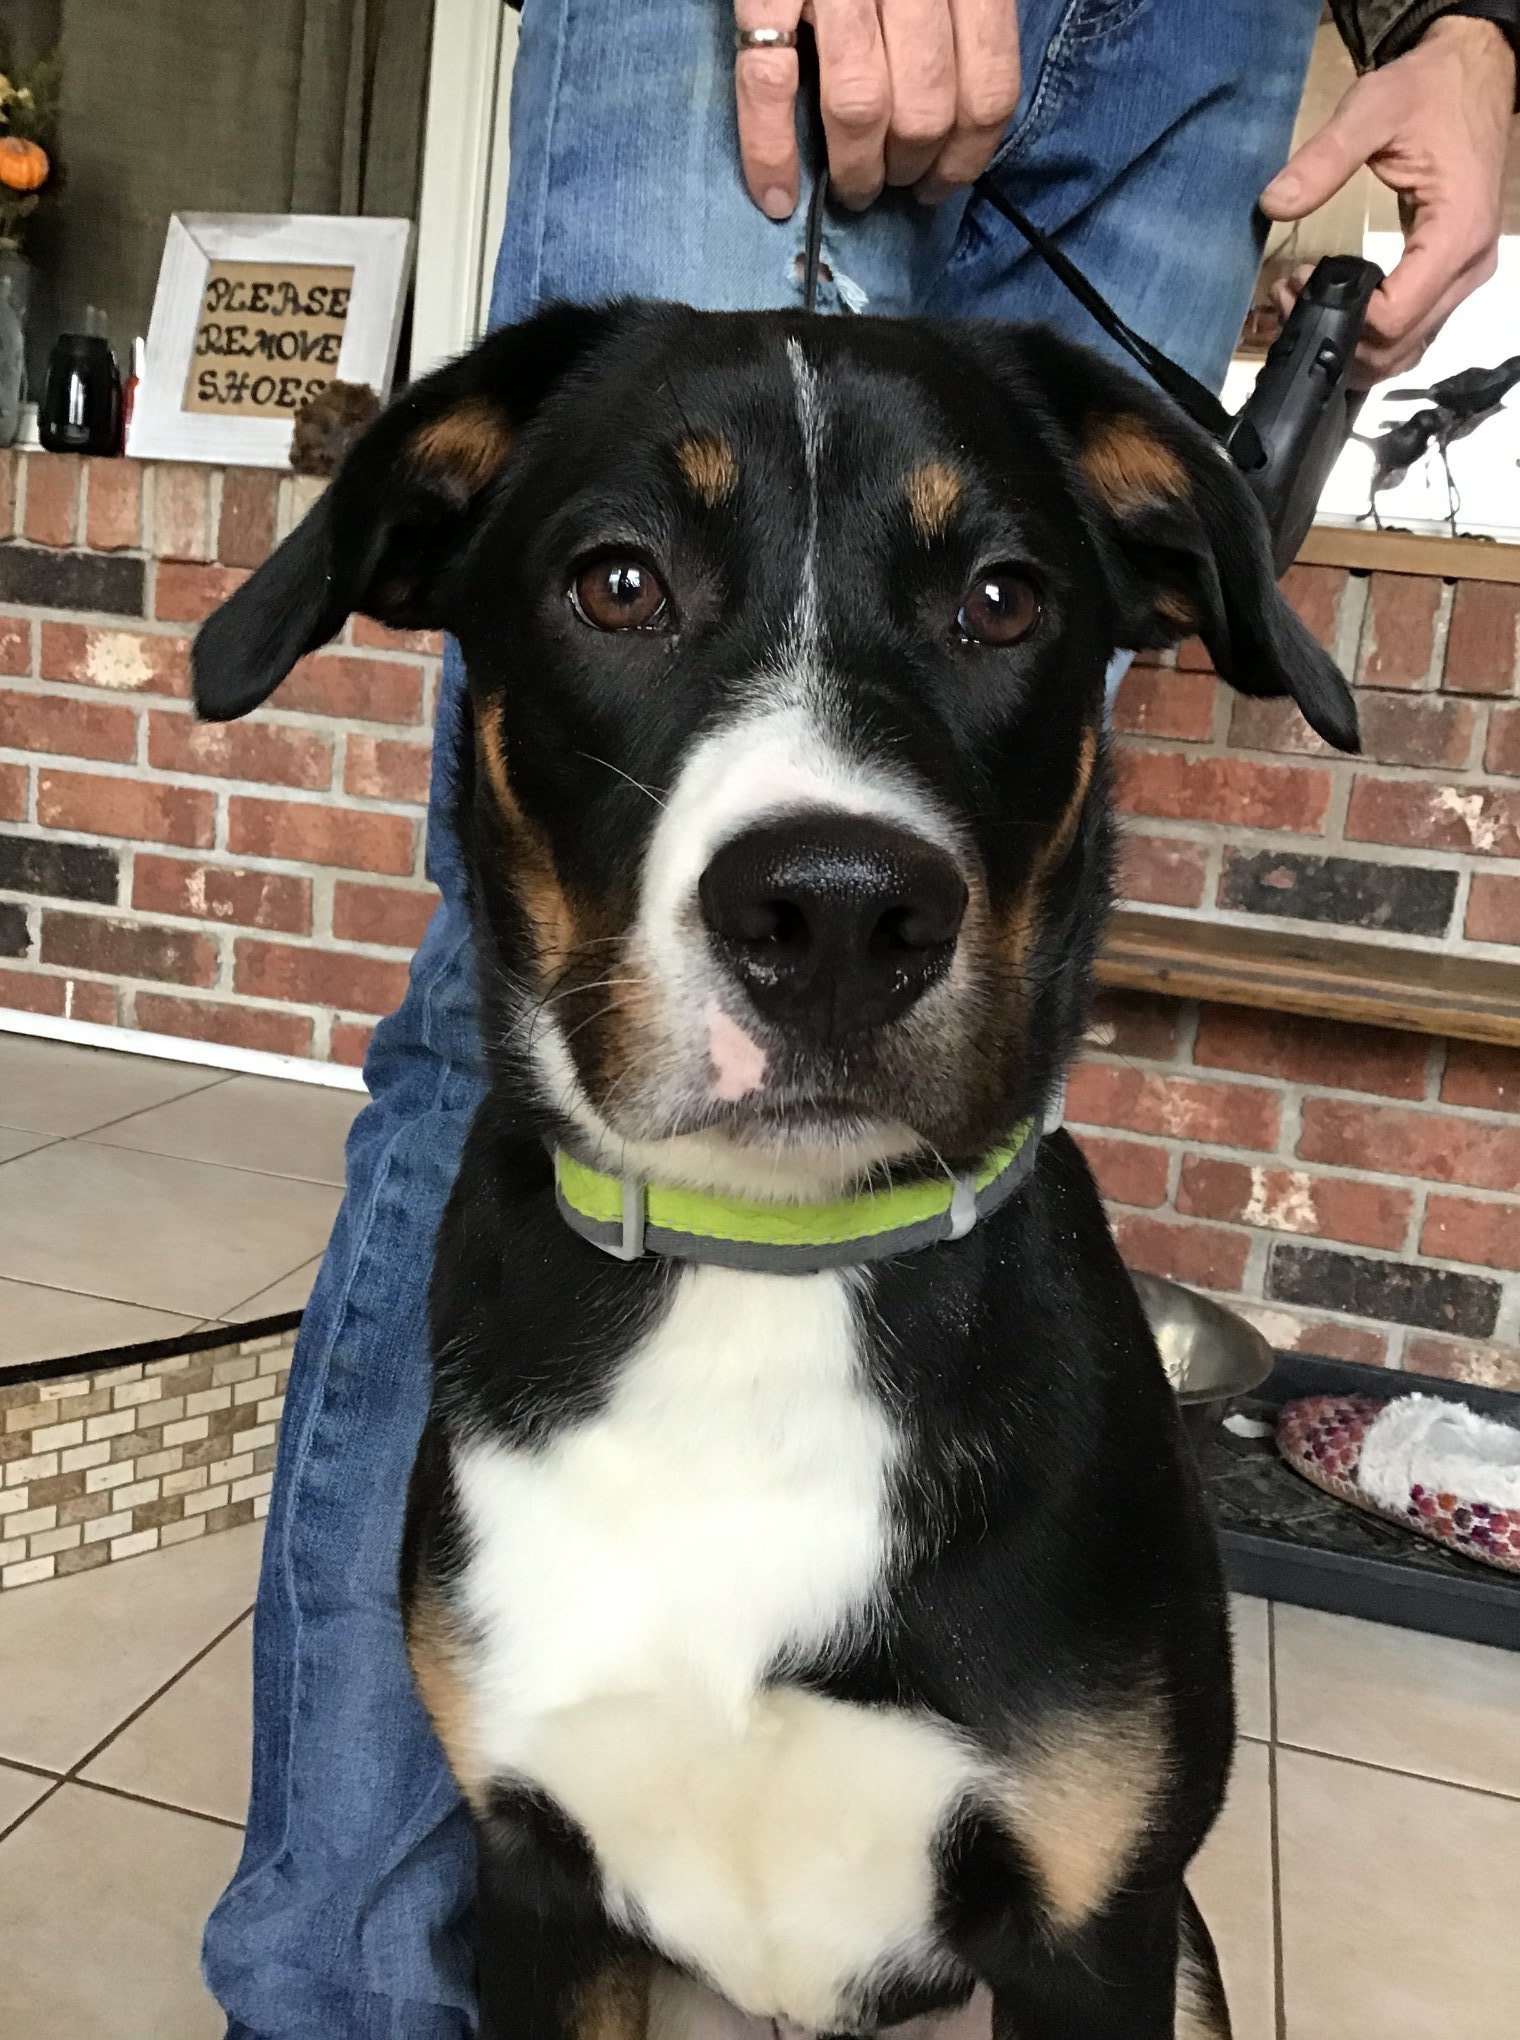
left=1132, top=1273, right=1274, bottom=1433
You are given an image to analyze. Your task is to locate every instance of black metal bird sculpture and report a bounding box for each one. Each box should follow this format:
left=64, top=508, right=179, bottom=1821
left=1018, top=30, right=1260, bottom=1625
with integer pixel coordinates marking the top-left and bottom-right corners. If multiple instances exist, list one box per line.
left=1357, top=353, right=1520, bottom=532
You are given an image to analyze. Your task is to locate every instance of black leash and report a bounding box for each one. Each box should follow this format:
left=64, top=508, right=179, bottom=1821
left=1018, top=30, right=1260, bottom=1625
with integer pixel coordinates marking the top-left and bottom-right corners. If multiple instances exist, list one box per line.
left=798, top=157, right=1230, bottom=441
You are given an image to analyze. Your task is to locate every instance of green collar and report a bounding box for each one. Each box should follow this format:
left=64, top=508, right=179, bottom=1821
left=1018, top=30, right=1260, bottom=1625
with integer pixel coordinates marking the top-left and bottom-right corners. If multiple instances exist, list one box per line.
left=552, top=1119, right=1038, bottom=1274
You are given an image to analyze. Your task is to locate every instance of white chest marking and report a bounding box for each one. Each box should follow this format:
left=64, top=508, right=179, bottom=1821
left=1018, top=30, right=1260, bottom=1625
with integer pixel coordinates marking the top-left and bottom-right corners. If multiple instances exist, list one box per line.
left=455, top=1266, right=980, bottom=2025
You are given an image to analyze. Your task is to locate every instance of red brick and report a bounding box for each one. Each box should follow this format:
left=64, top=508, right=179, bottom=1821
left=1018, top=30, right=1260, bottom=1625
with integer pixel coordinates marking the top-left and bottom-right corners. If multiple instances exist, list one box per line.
left=228, top=796, right=415, bottom=875
left=1110, top=667, right=1216, bottom=742
left=280, top=653, right=424, bottom=725
left=85, top=459, right=143, bottom=550
left=1485, top=704, right=1520, bottom=779
left=1175, top=637, right=1215, bottom=673
left=0, top=450, right=14, bottom=536
left=154, top=561, right=249, bottom=624
left=147, top=713, right=332, bottom=790
left=41, top=623, right=190, bottom=697
left=1178, top=1157, right=1411, bottom=1249
left=1227, top=697, right=1334, bottom=757
left=330, top=1021, right=374, bottom=1066
left=235, top=941, right=410, bottom=1015
left=1115, top=831, right=1208, bottom=908
left=1282, top=564, right=1347, bottom=651
left=332, top=881, right=436, bottom=949
left=1420, top=1193, right=1520, bottom=1271
left=1404, top=1332, right=1520, bottom=1392
left=343, top=735, right=430, bottom=804
left=1073, top=1133, right=1171, bottom=1208
left=1465, top=872, right=1519, bottom=943
left=37, top=770, right=214, bottom=848
left=351, top=617, right=445, bottom=657
left=1112, top=1212, right=1251, bottom=1291
left=0, top=689, right=138, bottom=763
left=1359, top=573, right=1441, bottom=690
left=1345, top=777, right=1520, bottom=859
left=1441, top=1042, right=1520, bottom=1114
left=1192, top=1006, right=1428, bottom=1098
left=135, top=992, right=314, bottom=1058
left=1299, top=1097, right=1520, bottom=1192
left=150, top=465, right=211, bottom=562
left=1238, top=1305, right=1391, bottom=1367
left=218, top=471, right=279, bottom=569
left=40, top=912, right=217, bottom=987
left=1359, top=695, right=1477, bottom=769
left=1087, top=990, right=1179, bottom=1062
left=132, top=856, right=312, bottom=935
left=1066, top=1061, right=1280, bottom=1150
left=0, top=965, right=65, bottom=1015
left=0, top=761, right=24, bottom=820
left=1114, top=749, right=1331, bottom=833
left=0, top=966, right=115, bottom=1022
left=23, top=454, right=81, bottom=547
left=0, top=614, right=29, bottom=676
left=1443, top=582, right=1518, bottom=696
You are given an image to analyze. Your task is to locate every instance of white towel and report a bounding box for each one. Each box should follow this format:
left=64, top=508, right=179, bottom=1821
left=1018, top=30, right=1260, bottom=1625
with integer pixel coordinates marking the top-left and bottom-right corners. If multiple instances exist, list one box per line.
left=1358, top=1394, right=1520, bottom=1514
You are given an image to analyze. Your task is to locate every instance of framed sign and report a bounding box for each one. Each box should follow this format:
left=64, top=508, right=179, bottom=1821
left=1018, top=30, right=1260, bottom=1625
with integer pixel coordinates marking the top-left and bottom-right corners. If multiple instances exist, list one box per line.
left=128, top=213, right=414, bottom=467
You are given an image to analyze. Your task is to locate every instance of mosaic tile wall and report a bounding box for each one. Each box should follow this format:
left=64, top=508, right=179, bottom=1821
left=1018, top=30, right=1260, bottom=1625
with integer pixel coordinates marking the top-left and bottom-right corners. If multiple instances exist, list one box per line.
left=0, top=1327, right=292, bottom=1591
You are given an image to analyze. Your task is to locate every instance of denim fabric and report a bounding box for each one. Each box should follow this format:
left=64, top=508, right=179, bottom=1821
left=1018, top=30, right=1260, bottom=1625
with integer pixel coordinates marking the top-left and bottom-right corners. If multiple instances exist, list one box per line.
left=205, top=2, right=1319, bottom=2032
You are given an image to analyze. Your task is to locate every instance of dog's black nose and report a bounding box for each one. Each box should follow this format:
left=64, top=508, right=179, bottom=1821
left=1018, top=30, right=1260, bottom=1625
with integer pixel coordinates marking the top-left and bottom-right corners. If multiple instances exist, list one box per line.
left=699, top=815, right=967, bottom=1042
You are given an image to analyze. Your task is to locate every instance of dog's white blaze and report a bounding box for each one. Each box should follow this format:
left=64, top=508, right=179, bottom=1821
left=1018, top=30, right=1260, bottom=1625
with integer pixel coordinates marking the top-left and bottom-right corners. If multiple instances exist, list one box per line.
left=785, top=336, right=823, bottom=658
left=455, top=1265, right=979, bottom=2025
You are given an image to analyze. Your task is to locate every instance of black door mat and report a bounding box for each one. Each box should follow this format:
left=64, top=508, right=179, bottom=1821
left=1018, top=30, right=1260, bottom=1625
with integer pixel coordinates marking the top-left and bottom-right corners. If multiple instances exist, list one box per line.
left=1203, top=1352, right=1520, bottom=1653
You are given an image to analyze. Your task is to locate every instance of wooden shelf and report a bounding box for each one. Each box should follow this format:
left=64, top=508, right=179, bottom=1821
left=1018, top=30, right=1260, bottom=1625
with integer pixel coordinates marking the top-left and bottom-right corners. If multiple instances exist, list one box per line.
left=1097, top=911, right=1520, bottom=1048
left=1298, top=526, right=1520, bottom=586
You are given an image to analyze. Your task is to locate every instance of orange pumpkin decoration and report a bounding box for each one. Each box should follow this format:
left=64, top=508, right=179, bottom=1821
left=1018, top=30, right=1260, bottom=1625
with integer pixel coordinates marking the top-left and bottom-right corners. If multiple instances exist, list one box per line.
left=0, top=137, right=49, bottom=194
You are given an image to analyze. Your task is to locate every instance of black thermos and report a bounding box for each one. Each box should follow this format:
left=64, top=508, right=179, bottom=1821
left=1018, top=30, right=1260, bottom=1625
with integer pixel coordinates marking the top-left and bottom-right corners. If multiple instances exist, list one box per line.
left=39, top=332, right=122, bottom=456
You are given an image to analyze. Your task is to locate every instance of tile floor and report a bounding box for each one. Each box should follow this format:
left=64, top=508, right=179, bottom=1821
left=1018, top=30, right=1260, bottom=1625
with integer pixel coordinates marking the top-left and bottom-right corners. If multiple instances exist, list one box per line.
left=2, top=1038, right=1518, bottom=2036
left=0, top=1034, right=359, bottom=1371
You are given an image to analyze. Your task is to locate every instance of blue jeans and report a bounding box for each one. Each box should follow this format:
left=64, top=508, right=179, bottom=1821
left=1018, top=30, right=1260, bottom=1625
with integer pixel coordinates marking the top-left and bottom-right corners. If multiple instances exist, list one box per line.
left=205, top=2, right=1319, bottom=2031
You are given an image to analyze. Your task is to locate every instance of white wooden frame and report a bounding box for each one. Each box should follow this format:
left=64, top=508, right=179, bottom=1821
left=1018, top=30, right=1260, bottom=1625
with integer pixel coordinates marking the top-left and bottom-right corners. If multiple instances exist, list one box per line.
left=127, top=212, right=415, bottom=467
left=411, top=0, right=519, bottom=377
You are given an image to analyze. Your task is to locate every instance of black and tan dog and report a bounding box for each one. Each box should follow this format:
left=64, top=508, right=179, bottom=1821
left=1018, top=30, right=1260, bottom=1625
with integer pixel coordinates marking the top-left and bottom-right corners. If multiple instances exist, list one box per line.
left=194, top=305, right=1356, bottom=2040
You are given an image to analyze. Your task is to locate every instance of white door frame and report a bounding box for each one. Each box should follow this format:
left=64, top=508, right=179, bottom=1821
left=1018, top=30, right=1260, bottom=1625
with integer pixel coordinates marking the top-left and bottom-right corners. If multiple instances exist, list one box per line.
left=411, top=0, right=519, bottom=378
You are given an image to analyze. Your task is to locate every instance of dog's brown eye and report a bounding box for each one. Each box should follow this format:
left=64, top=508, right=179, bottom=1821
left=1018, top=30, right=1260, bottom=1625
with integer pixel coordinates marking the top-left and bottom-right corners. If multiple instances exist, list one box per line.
left=569, top=558, right=670, bottom=633
left=957, top=568, right=1041, bottom=646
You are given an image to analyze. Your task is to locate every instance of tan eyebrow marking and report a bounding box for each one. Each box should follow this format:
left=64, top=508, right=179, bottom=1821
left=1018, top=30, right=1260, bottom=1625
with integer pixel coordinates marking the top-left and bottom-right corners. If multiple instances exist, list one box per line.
left=409, top=395, right=515, bottom=499
left=906, top=459, right=964, bottom=539
left=675, top=434, right=739, bottom=507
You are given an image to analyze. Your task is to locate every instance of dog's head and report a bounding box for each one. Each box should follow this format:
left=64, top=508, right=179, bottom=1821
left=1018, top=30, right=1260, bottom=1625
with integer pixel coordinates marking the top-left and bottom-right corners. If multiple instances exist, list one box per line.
left=195, top=305, right=1356, bottom=1196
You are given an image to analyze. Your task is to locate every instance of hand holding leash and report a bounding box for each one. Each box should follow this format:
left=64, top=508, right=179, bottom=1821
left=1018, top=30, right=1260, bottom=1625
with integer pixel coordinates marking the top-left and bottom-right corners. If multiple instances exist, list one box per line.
left=733, top=0, right=1021, bottom=219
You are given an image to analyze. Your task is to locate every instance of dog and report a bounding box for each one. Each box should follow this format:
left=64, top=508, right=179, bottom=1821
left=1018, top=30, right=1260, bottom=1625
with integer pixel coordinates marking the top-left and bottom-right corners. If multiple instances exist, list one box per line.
left=194, top=302, right=1357, bottom=2040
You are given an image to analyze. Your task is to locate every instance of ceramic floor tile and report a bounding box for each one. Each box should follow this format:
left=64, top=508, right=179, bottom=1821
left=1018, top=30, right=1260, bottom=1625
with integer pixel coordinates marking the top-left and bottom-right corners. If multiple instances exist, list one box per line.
left=0, top=1782, right=238, bottom=2039
left=0, top=1126, right=53, bottom=1166
left=1275, top=1605, right=1520, bottom=1799
left=1230, top=1595, right=1271, bottom=1743
left=0, top=1523, right=262, bottom=1774
left=223, top=1255, right=322, bottom=1323
left=0, top=1275, right=203, bottom=1371
left=0, top=1762, right=51, bottom=1836
left=83, top=1617, right=252, bottom=1825
left=99, top=1073, right=363, bottom=1185
left=1278, top=1746, right=1520, bottom=2040
left=0, top=1036, right=223, bottom=1137
left=1190, top=1739, right=1275, bottom=2040
left=0, top=1140, right=341, bottom=1318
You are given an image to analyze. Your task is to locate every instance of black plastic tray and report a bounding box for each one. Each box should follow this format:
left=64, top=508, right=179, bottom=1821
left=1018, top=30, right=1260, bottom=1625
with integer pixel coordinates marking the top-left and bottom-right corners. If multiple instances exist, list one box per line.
left=1203, top=1352, right=1520, bottom=1653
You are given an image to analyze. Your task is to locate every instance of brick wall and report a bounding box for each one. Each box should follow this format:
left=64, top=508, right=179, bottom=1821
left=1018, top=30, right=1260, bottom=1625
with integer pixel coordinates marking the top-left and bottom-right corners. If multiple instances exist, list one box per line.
left=1080, top=562, right=1520, bottom=1391
left=0, top=449, right=440, bottom=1065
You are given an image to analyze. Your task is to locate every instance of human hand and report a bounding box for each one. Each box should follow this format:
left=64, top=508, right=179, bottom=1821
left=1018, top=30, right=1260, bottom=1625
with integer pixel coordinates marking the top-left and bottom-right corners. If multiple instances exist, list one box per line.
left=734, top=0, right=1021, bottom=220
left=1260, top=17, right=1515, bottom=385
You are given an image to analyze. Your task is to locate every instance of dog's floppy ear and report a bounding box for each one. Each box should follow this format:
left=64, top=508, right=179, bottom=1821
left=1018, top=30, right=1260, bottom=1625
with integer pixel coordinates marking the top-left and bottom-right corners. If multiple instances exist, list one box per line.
left=192, top=303, right=619, bottom=722
left=1017, top=329, right=1359, bottom=754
